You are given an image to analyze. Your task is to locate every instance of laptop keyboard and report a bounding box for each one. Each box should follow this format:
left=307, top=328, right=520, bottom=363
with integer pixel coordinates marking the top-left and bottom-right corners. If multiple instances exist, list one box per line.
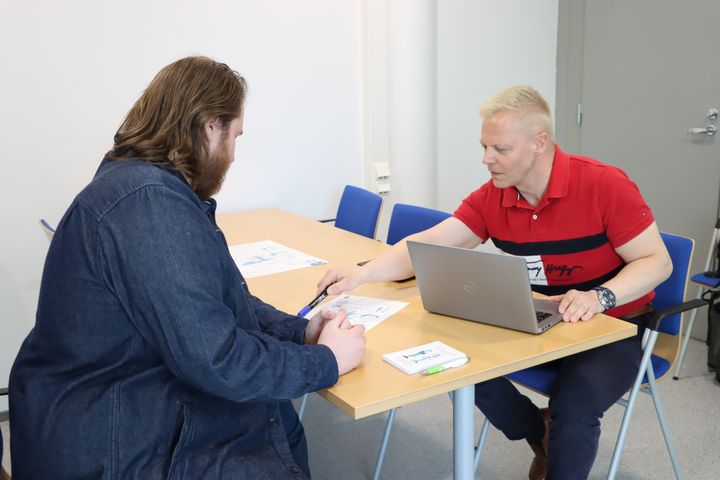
left=535, top=311, right=553, bottom=323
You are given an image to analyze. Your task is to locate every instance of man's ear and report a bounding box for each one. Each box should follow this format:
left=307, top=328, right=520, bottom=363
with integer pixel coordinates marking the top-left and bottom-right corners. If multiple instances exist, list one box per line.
left=534, top=131, right=549, bottom=154
left=205, top=117, right=222, bottom=134
left=204, top=117, right=223, bottom=144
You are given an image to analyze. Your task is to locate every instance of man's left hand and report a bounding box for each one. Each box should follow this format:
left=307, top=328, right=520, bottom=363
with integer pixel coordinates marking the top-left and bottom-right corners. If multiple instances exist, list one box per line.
left=547, top=289, right=603, bottom=323
left=304, top=308, right=345, bottom=344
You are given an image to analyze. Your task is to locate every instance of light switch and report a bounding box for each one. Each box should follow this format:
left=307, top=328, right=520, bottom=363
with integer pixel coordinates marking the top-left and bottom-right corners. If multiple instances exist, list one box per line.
left=373, top=162, right=391, bottom=179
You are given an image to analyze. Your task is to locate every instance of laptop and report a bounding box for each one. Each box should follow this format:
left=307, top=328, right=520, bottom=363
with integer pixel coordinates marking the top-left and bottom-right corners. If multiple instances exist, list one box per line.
left=407, top=241, right=563, bottom=334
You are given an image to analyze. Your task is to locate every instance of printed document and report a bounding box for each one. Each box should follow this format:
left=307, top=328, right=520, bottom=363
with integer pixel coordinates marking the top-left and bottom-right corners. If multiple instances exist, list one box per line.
left=305, top=294, right=408, bottom=331
left=229, top=240, right=327, bottom=278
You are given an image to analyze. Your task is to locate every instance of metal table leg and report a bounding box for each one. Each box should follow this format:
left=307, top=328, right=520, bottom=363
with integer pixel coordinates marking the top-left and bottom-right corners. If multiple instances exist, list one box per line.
left=453, top=385, right=475, bottom=480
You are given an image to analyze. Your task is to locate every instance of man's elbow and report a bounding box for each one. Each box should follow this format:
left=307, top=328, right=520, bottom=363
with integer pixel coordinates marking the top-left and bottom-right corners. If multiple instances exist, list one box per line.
left=659, top=251, right=673, bottom=283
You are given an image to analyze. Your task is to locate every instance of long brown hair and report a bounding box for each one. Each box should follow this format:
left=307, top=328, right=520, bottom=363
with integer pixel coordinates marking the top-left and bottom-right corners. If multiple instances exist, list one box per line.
left=107, top=56, right=247, bottom=191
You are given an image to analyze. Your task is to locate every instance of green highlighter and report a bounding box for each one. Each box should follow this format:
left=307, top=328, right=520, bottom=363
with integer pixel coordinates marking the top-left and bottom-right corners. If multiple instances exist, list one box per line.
left=421, top=357, right=469, bottom=376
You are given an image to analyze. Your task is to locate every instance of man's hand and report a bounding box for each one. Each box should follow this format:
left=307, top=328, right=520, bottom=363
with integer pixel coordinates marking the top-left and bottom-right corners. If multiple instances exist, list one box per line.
left=304, top=308, right=335, bottom=345
left=317, top=266, right=364, bottom=296
left=317, top=309, right=366, bottom=375
left=547, top=289, right=603, bottom=323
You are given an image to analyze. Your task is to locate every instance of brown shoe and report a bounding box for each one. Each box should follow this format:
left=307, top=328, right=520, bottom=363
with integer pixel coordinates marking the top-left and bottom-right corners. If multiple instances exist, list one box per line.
left=527, top=408, right=551, bottom=480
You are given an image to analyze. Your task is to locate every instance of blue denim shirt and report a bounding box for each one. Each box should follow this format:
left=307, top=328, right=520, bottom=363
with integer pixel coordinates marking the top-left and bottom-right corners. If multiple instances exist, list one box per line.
left=9, top=159, right=338, bottom=479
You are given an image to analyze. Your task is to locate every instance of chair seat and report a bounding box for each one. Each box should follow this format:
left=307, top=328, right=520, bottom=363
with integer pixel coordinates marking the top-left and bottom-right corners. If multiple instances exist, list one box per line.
left=507, top=354, right=672, bottom=394
left=507, top=364, right=558, bottom=393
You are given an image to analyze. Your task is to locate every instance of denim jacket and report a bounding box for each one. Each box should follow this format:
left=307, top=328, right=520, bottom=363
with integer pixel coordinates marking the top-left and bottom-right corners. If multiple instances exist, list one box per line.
left=9, top=159, right=338, bottom=479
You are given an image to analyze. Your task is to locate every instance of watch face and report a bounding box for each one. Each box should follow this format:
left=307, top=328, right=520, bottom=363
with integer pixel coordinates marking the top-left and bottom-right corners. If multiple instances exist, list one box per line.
left=594, top=287, right=616, bottom=310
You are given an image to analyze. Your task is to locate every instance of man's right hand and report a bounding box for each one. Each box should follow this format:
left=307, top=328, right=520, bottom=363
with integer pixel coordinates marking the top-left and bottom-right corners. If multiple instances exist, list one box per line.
left=317, top=266, right=364, bottom=296
left=317, top=309, right=366, bottom=375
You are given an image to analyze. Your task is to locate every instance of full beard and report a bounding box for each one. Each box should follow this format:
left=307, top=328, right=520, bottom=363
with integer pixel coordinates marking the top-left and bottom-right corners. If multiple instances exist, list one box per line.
left=193, top=147, right=232, bottom=200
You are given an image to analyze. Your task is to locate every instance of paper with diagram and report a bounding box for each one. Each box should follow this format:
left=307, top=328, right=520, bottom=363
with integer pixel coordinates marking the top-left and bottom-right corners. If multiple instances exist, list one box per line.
left=305, top=294, right=408, bottom=331
left=229, top=240, right=327, bottom=278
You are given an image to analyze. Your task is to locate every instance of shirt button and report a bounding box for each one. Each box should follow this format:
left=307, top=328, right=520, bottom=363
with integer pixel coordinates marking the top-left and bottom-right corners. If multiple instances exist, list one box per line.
left=532, top=214, right=538, bottom=220
left=269, top=417, right=278, bottom=427
left=289, top=466, right=301, bottom=474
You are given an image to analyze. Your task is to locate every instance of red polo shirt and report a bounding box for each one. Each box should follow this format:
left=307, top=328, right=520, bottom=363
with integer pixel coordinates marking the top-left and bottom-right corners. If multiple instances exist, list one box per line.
left=454, top=145, right=654, bottom=318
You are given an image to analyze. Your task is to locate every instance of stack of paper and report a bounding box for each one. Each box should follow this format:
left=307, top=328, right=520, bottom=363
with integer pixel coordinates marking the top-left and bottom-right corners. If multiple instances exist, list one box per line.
left=382, top=341, right=468, bottom=375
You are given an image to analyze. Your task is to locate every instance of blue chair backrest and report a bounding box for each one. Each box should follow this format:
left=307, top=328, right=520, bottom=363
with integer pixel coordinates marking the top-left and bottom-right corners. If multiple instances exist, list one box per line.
left=655, top=232, right=693, bottom=335
left=386, top=203, right=451, bottom=245
left=333, top=185, right=383, bottom=239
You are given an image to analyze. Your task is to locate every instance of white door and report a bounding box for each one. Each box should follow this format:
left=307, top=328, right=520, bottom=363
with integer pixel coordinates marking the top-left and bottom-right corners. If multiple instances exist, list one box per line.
left=558, top=0, right=720, bottom=339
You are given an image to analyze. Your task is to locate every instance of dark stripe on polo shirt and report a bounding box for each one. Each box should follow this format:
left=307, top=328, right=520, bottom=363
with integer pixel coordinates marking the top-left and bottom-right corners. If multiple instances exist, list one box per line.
left=530, top=264, right=624, bottom=296
left=491, top=232, right=609, bottom=256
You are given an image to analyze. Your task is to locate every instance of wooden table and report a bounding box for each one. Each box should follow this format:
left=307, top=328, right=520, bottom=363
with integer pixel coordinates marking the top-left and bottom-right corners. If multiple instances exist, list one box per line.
left=217, top=208, right=638, bottom=479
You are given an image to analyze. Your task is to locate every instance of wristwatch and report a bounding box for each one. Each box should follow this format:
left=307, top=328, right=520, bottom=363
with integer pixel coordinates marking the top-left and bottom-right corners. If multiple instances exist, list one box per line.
left=592, top=286, right=616, bottom=311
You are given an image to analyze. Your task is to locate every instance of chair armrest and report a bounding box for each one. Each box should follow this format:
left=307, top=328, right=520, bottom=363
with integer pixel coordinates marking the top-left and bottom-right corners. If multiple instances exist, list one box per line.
left=0, top=388, right=7, bottom=396
left=648, top=298, right=708, bottom=331
left=318, top=218, right=336, bottom=223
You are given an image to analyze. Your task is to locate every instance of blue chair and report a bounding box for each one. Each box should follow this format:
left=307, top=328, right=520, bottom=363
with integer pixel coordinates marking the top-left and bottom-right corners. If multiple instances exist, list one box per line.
left=386, top=203, right=451, bottom=245
left=371, top=232, right=704, bottom=480
left=369, top=203, right=452, bottom=480
left=1, top=386, right=8, bottom=479
left=321, top=185, right=383, bottom=239
left=39, top=218, right=55, bottom=241
left=473, top=232, right=705, bottom=479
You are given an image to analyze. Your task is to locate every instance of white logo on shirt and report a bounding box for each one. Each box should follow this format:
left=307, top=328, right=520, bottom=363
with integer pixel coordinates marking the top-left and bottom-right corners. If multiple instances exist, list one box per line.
left=523, top=255, right=548, bottom=286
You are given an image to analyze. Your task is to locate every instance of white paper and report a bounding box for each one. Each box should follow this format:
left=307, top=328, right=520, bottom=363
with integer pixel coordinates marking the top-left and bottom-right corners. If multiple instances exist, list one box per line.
left=229, top=240, right=327, bottom=278
left=382, top=341, right=467, bottom=375
left=305, top=294, right=408, bottom=332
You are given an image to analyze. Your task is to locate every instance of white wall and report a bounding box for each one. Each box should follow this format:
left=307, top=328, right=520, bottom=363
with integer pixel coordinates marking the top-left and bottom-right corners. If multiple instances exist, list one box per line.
left=436, top=1, right=559, bottom=212
left=0, top=1, right=559, bottom=412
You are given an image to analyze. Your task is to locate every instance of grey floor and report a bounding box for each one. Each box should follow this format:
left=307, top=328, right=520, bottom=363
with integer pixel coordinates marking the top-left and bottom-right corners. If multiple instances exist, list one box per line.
left=1, top=338, right=718, bottom=479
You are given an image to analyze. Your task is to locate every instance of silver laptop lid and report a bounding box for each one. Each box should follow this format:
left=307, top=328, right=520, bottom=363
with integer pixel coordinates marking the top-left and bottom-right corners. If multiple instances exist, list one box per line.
left=407, top=241, right=561, bottom=334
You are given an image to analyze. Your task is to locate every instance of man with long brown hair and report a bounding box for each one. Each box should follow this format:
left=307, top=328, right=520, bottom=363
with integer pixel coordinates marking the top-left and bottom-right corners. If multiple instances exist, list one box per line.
left=10, top=56, right=365, bottom=479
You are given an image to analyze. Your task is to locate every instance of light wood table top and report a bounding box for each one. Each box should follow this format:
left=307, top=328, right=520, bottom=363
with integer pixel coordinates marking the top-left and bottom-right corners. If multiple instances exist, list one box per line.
left=217, top=208, right=637, bottom=420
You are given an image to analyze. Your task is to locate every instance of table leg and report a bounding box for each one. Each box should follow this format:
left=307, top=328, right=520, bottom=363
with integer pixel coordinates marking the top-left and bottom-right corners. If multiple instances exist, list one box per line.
left=453, top=385, right=475, bottom=480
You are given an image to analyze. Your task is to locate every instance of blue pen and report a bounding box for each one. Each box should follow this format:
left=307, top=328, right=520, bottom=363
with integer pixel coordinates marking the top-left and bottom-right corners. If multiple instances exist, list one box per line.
left=297, top=287, right=329, bottom=317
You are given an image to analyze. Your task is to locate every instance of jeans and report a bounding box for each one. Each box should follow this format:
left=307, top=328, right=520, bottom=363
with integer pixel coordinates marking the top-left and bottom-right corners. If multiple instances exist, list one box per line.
left=474, top=315, right=648, bottom=480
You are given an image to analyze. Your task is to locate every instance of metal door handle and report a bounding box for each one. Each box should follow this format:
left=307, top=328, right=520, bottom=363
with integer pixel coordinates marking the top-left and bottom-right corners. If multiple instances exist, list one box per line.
left=686, top=125, right=717, bottom=136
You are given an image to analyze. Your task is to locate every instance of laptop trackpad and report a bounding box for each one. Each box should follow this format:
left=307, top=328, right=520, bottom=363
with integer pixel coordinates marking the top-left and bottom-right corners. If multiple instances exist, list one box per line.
left=534, top=299, right=560, bottom=313
left=533, top=299, right=561, bottom=324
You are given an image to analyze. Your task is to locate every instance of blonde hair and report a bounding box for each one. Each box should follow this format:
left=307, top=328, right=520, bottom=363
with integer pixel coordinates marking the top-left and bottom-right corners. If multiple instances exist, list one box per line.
left=479, top=86, right=554, bottom=143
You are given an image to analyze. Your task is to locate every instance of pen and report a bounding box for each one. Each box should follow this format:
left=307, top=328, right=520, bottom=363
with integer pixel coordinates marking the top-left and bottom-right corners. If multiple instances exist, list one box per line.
left=421, top=357, right=469, bottom=376
left=297, top=287, right=329, bottom=317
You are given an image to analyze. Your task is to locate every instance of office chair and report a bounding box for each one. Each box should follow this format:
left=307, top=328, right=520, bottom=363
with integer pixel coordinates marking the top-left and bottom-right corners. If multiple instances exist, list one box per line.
left=1, top=386, right=9, bottom=480
left=385, top=203, right=451, bottom=245
left=369, top=203, right=451, bottom=480
left=473, top=232, right=704, bottom=479
left=320, top=185, right=382, bottom=239
left=301, top=185, right=382, bottom=420
left=39, top=218, right=55, bottom=241
left=370, top=233, right=703, bottom=480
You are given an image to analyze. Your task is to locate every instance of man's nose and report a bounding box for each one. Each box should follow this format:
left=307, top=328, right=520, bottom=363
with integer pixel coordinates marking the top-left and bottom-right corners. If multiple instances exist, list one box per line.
left=482, top=150, right=494, bottom=165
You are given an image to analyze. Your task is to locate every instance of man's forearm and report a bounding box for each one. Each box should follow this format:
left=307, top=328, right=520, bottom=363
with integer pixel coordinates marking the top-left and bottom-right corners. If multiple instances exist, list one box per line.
left=603, top=253, right=672, bottom=307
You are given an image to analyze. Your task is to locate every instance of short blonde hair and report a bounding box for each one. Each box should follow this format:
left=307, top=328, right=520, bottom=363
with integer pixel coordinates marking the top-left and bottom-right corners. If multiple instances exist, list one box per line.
left=479, top=86, right=554, bottom=143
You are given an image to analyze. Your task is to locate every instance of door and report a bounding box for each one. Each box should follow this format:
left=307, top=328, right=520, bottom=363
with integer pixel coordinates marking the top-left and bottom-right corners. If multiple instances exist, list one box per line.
left=557, top=0, right=720, bottom=339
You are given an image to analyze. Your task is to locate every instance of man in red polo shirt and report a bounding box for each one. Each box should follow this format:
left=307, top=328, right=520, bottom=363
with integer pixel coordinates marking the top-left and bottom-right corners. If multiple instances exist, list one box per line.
left=317, top=86, right=672, bottom=480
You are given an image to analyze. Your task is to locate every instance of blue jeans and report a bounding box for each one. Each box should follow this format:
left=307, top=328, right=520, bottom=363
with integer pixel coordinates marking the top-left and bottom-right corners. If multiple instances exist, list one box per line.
left=474, top=316, right=647, bottom=480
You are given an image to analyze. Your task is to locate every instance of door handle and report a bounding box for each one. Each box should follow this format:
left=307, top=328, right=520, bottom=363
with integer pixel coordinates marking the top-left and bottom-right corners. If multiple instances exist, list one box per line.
left=686, top=125, right=717, bottom=136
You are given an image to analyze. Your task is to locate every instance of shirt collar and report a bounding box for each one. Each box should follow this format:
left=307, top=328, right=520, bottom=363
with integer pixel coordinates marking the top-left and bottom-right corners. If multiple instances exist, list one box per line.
left=500, top=144, right=569, bottom=208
